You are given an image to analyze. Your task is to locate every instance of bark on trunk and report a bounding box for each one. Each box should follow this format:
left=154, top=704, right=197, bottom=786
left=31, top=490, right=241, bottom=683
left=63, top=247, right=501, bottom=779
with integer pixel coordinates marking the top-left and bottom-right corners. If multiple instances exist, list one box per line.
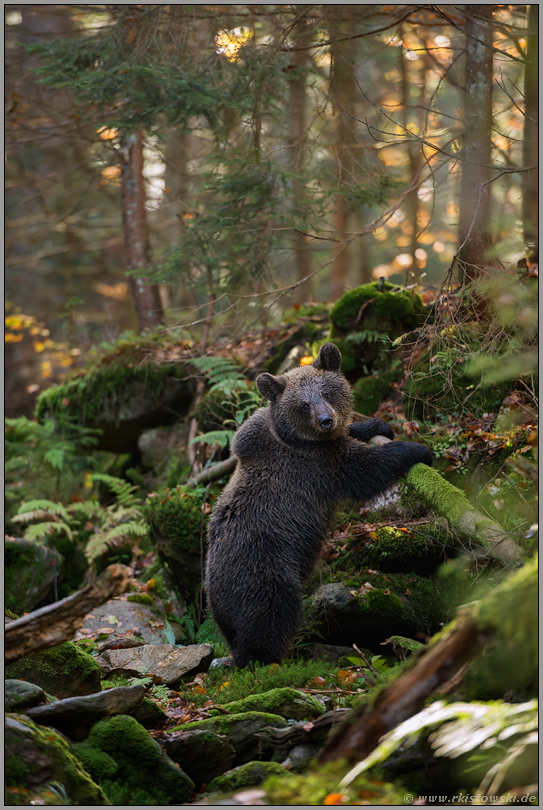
left=288, top=10, right=313, bottom=303
left=522, top=4, right=538, bottom=255
left=121, top=129, right=165, bottom=332
left=457, top=5, right=494, bottom=283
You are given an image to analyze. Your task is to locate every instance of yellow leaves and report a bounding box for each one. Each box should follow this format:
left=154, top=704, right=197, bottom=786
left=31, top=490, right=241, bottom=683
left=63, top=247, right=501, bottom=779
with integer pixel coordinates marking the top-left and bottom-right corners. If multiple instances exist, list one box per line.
left=324, top=793, right=347, bottom=805
left=369, top=531, right=378, bottom=540
left=308, top=675, right=326, bottom=688
left=94, top=281, right=128, bottom=300
left=300, top=356, right=313, bottom=366
left=40, top=361, right=52, bottom=379
left=97, top=126, right=118, bottom=140
left=100, top=165, right=122, bottom=186
left=5, top=332, right=23, bottom=343
left=215, top=26, right=253, bottom=62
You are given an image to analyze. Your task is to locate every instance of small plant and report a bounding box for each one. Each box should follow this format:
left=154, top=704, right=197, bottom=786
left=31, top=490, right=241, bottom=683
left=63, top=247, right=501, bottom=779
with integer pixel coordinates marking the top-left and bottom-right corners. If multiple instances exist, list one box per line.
left=12, top=473, right=147, bottom=568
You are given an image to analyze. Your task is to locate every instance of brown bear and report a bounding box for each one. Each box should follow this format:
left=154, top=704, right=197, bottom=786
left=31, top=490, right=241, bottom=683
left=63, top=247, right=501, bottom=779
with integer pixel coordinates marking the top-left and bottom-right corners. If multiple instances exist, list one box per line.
left=205, top=343, right=432, bottom=667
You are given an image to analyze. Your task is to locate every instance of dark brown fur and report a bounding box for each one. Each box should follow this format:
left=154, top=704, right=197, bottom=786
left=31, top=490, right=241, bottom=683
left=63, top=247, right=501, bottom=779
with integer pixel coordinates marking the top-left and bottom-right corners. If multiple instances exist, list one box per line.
left=205, top=343, right=431, bottom=667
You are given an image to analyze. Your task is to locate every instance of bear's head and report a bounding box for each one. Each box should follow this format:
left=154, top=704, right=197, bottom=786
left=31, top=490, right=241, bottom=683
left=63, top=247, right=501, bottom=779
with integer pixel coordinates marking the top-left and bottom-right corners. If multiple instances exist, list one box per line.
left=256, top=343, right=353, bottom=443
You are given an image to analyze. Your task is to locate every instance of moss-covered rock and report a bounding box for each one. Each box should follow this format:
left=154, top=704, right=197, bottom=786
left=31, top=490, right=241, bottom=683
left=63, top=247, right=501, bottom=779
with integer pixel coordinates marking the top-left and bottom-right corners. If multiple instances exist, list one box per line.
left=208, top=760, right=293, bottom=794
left=35, top=336, right=195, bottom=454
left=346, top=522, right=448, bottom=575
left=163, top=729, right=236, bottom=788
left=5, top=538, right=64, bottom=615
left=351, top=368, right=403, bottom=414
left=71, top=714, right=194, bottom=805
left=129, top=696, right=167, bottom=729
left=5, top=713, right=109, bottom=805
left=144, top=485, right=211, bottom=597
left=172, top=711, right=287, bottom=765
left=5, top=680, right=46, bottom=713
left=211, top=688, right=325, bottom=721
left=5, top=642, right=101, bottom=700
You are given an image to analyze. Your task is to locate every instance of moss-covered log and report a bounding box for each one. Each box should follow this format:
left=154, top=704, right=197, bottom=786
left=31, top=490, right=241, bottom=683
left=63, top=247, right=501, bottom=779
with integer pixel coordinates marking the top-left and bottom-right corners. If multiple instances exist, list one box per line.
left=405, top=463, right=523, bottom=567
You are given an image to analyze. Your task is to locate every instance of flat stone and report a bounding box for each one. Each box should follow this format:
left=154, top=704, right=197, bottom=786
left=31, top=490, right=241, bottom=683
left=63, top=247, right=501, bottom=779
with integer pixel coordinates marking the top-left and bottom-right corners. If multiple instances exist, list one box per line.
left=95, top=643, right=214, bottom=687
left=5, top=680, right=46, bottom=712
left=163, top=729, right=235, bottom=788
left=75, top=596, right=176, bottom=646
left=26, top=685, right=146, bottom=741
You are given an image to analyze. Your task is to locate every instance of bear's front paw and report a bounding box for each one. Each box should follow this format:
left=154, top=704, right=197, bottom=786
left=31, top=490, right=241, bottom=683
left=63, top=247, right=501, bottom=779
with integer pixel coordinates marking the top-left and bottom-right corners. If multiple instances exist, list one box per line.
left=414, top=443, right=433, bottom=467
left=349, top=418, right=394, bottom=442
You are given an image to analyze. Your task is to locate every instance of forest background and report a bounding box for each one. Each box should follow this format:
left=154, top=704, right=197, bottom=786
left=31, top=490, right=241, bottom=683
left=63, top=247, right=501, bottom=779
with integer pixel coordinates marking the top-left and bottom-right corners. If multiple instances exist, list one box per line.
left=5, top=3, right=538, bottom=415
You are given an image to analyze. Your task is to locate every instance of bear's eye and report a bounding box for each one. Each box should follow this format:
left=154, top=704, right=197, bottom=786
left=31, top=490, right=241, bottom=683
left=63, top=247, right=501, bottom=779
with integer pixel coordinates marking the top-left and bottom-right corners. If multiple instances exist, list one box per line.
left=301, top=402, right=310, bottom=412
left=322, top=391, right=331, bottom=402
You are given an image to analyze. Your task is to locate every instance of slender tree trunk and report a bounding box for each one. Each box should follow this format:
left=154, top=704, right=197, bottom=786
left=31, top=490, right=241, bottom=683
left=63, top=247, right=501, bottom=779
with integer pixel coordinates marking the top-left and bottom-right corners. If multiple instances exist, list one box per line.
left=457, top=5, right=494, bottom=284
left=121, top=129, right=165, bottom=332
left=288, top=10, right=313, bottom=303
left=522, top=4, right=538, bottom=256
left=327, top=9, right=358, bottom=300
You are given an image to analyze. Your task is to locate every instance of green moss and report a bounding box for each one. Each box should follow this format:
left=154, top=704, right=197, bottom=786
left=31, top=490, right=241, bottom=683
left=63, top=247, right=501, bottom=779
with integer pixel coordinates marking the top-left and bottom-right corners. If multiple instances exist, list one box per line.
left=5, top=714, right=110, bottom=805
left=330, top=281, right=427, bottom=332
left=144, top=485, right=210, bottom=554
left=5, top=642, right=101, bottom=699
left=208, top=761, right=292, bottom=794
left=71, top=742, right=119, bottom=782
left=356, top=588, right=404, bottom=622
left=263, top=759, right=408, bottom=806
left=210, top=688, right=325, bottom=721
left=406, top=463, right=473, bottom=525
left=351, top=369, right=402, bottom=414
left=126, top=593, right=154, bottom=606
left=171, top=710, right=287, bottom=736
left=76, top=714, right=194, bottom=804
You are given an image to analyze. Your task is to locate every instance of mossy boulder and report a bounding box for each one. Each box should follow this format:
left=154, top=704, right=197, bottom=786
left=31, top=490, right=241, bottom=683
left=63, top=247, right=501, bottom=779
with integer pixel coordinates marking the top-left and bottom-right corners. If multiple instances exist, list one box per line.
left=211, top=688, right=325, bottom=721
left=5, top=537, right=64, bottom=615
left=310, top=571, right=442, bottom=648
left=71, top=714, right=194, bottom=805
left=5, top=642, right=101, bottom=700
left=5, top=713, right=109, bottom=805
left=5, top=680, right=46, bottom=713
left=35, top=338, right=195, bottom=455
left=351, top=367, right=403, bottom=414
left=144, top=486, right=211, bottom=598
left=208, top=760, right=293, bottom=794
left=172, top=711, right=287, bottom=765
left=346, top=522, right=448, bottom=575
left=162, top=729, right=236, bottom=788
left=330, top=281, right=428, bottom=375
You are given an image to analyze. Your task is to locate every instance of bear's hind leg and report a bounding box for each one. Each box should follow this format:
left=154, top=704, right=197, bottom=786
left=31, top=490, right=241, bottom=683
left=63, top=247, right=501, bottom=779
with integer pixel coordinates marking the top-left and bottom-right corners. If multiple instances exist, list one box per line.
left=230, top=582, right=301, bottom=668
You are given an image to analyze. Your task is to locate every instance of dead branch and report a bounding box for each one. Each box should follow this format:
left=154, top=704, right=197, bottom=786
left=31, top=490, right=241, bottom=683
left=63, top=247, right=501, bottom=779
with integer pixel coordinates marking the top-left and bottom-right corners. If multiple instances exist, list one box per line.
left=4, top=564, right=133, bottom=663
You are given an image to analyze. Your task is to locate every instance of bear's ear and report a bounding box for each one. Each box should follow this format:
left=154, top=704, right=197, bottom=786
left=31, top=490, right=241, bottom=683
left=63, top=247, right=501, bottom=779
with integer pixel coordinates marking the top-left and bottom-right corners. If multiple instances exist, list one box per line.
left=313, top=343, right=341, bottom=372
left=256, top=372, right=286, bottom=402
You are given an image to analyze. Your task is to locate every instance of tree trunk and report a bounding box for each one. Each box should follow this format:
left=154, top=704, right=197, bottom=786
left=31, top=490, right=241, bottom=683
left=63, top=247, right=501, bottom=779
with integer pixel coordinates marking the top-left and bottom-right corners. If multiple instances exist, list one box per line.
left=288, top=9, right=313, bottom=304
left=327, top=9, right=358, bottom=300
left=522, top=4, right=538, bottom=256
left=457, top=5, right=494, bottom=283
left=121, top=129, right=165, bottom=332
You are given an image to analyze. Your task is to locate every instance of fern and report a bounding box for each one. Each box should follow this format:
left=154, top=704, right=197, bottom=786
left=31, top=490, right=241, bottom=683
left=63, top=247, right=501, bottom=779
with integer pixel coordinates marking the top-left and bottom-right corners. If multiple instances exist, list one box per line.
left=14, top=499, right=71, bottom=521
left=90, top=473, right=140, bottom=508
left=189, top=429, right=234, bottom=449
left=23, top=521, right=74, bottom=543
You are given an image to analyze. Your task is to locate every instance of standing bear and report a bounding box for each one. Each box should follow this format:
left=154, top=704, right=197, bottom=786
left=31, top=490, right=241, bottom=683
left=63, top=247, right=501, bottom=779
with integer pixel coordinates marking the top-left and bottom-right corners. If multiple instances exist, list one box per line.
left=205, top=343, right=432, bottom=667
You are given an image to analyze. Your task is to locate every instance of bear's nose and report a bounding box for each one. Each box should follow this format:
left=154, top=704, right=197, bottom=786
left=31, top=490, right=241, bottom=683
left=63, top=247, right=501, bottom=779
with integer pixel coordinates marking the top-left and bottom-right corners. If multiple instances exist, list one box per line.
left=319, top=415, right=333, bottom=430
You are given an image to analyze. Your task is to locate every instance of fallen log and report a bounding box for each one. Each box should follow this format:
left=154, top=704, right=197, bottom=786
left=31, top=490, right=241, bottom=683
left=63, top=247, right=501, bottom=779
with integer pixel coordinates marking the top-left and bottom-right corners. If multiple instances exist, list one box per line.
left=4, top=564, right=133, bottom=663
left=319, top=555, right=537, bottom=766
left=187, top=455, right=237, bottom=487
left=369, top=435, right=524, bottom=568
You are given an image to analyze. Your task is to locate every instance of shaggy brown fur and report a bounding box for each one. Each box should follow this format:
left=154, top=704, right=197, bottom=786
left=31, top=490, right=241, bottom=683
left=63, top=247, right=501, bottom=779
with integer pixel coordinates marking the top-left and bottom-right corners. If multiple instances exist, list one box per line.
left=205, top=343, right=431, bottom=667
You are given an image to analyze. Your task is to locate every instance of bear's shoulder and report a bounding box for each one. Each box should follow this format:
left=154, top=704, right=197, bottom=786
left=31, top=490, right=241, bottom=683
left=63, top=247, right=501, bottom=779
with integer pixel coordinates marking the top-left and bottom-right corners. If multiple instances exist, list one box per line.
left=231, top=407, right=273, bottom=460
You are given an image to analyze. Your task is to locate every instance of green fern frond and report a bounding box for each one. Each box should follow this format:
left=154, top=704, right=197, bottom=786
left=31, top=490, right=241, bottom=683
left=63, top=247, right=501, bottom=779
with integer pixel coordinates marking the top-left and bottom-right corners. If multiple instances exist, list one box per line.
left=90, top=473, right=140, bottom=507
left=23, top=521, right=73, bottom=543
left=15, top=499, right=71, bottom=521
left=189, top=429, right=234, bottom=449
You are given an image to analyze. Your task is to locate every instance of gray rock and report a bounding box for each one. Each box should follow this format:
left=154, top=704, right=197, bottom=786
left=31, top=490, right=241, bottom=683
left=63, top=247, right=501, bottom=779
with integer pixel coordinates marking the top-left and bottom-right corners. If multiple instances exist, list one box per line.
left=5, top=641, right=101, bottom=700
left=163, top=729, right=235, bottom=788
left=5, top=537, right=64, bottom=614
left=75, top=595, right=178, bottom=646
left=210, top=657, right=233, bottom=669
left=95, top=643, right=214, bottom=686
left=281, top=743, right=320, bottom=772
left=130, top=696, right=168, bottom=729
left=5, top=680, right=46, bottom=712
left=26, top=685, right=146, bottom=741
